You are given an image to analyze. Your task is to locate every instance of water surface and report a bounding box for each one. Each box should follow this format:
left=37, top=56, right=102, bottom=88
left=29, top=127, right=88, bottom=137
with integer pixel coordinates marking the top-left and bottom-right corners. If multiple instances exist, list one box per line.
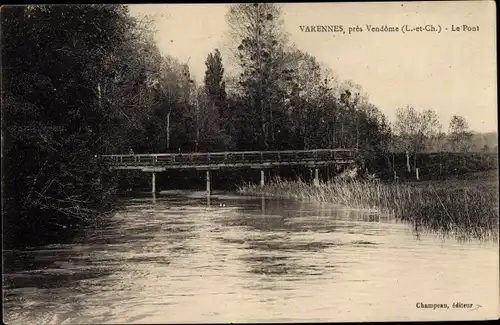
left=3, top=191, right=499, bottom=323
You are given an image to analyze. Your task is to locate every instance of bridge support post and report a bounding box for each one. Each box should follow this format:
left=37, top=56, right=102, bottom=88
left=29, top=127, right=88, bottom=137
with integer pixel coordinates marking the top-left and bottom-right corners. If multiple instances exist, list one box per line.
left=260, top=170, right=265, bottom=187
left=152, top=172, right=156, bottom=193
left=313, top=168, right=320, bottom=187
left=206, top=170, right=211, bottom=195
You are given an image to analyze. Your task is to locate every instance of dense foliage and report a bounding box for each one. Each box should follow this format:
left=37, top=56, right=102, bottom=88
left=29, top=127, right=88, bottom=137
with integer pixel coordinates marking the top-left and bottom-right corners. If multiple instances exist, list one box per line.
left=2, top=5, right=137, bottom=247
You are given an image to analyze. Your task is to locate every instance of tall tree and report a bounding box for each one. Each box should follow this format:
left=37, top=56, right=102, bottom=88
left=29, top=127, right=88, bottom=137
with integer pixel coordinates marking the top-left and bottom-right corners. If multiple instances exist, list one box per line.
left=357, top=103, right=392, bottom=152
left=227, top=3, right=289, bottom=150
left=393, top=106, right=442, bottom=153
left=393, top=106, right=442, bottom=170
left=204, top=49, right=228, bottom=117
left=280, top=49, right=323, bottom=149
left=448, top=115, right=473, bottom=152
left=100, top=21, right=165, bottom=154
left=418, top=109, right=442, bottom=152
left=153, top=56, right=195, bottom=152
left=203, top=49, right=234, bottom=149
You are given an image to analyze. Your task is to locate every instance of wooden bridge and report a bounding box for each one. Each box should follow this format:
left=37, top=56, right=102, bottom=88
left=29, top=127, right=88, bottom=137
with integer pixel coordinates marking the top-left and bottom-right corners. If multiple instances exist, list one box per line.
left=100, top=149, right=358, bottom=193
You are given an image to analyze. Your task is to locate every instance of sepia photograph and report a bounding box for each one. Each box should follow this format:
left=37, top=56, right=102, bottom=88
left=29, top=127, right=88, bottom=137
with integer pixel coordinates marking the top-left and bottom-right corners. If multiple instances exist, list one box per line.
left=2, top=1, right=498, bottom=323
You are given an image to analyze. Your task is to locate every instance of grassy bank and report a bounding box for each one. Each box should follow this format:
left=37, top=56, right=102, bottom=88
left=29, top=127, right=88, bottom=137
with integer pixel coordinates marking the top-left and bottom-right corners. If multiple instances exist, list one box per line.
left=237, top=171, right=499, bottom=242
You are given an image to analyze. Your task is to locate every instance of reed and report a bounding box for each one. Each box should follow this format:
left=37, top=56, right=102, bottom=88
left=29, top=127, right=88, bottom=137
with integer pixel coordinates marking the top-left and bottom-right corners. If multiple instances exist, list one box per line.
left=237, top=177, right=499, bottom=242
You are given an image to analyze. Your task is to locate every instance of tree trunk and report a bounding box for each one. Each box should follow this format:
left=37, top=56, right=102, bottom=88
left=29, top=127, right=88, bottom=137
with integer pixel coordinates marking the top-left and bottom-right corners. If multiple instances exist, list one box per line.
left=340, top=123, right=344, bottom=148
left=195, top=106, right=200, bottom=152
left=270, top=105, right=274, bottom=148
left=166, top=112, right=170, bottom=151
left=406, top=151, right=411, bottom=172
left=355, top=112, right=359, bottom=150
left=256, top=4, right=267, bottom=151
left=97, top=82, right=102, bottom=110
left=439, top=151, right=442, bottom=175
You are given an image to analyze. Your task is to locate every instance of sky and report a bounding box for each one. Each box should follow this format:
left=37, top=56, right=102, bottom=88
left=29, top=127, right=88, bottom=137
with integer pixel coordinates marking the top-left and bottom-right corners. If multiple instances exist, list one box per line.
left=129, top=1, right=497, bottom=133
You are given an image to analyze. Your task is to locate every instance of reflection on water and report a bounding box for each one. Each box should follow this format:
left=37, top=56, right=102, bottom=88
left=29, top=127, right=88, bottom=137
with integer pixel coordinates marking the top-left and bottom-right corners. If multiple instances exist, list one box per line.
left=3, top=191, right=499, bottom=323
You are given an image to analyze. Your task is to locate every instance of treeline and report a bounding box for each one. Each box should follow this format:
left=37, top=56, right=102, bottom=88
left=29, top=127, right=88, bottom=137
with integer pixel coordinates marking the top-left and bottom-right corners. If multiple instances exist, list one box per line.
left=391, top=106, right=497, bottom=155
left=361, top=151, right=498, bottom=182
left=428, top=132, right=497, bottom=153
left=1, top=4, right=495, bottom=247
left=101, top=3, right=393, bottom=154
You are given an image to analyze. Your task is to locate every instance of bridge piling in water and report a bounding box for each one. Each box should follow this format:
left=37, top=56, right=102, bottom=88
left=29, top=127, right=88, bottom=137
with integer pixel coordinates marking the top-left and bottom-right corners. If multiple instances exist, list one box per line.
left=206, top=170, right=210, bottom=195
left=152, top=172, right=156, bottom=193
left=260, top=170, right=265, bottom=187
left=313, top=168, right=320, bottom=187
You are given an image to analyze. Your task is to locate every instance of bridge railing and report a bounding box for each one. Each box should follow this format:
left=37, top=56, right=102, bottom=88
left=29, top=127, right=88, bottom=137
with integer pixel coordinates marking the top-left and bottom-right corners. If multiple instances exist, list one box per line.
left=99, top=149, right=357, bottom=167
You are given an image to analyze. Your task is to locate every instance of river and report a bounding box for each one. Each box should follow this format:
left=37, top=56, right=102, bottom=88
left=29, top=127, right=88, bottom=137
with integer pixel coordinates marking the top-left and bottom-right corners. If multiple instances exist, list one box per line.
left=3, top=191, right=499, bottom=323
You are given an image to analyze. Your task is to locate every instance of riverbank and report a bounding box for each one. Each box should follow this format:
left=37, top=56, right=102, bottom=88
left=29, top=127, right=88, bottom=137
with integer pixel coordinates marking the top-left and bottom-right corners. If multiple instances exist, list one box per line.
left=360, top=151, right=498, bottom=182
left=237, top=170, right=499, bottom=242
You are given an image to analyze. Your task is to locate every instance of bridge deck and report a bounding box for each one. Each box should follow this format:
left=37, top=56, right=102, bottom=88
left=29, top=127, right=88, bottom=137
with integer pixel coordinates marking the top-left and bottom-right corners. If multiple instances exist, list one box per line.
left=100, top=149, right=357, bottom=171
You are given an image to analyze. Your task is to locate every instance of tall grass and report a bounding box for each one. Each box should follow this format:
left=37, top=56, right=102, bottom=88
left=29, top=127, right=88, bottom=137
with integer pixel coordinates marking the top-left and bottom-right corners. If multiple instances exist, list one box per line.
left=238, top=177, right=499, bottom=242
